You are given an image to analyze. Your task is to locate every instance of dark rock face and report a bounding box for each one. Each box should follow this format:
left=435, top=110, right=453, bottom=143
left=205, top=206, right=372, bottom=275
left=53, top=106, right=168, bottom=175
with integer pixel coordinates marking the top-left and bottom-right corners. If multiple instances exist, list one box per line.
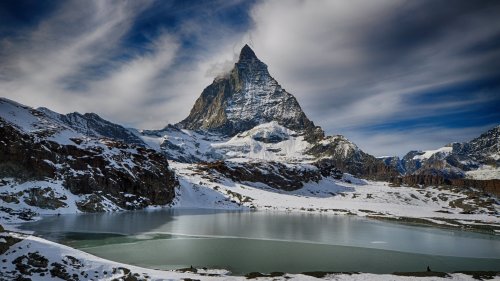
left=393, top=176, right=500, bottom=196
left=379, top=156, right=406, bottom=174
left=0, top=119, right=177, bottom=212
left=24, top=187, right=68, bottom=210
left=449, top=178, right=500, bottom=196
left=401, top=151, right=423, bottom=174
left=197, top=160, right=343, bottom=191
left=178, top=45, right=321, bottom=138
left=457, top=126, right=500, bottom=160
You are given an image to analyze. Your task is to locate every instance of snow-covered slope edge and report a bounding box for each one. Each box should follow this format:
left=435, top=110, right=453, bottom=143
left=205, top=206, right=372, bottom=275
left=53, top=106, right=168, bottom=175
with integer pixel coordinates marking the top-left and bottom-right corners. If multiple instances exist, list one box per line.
left=141, top=121, right=397, bottom=181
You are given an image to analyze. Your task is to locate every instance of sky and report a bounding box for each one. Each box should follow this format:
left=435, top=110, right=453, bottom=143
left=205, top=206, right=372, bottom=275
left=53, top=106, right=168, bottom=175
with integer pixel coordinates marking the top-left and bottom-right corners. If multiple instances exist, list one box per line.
left=0, top=0, right=499, bottom=157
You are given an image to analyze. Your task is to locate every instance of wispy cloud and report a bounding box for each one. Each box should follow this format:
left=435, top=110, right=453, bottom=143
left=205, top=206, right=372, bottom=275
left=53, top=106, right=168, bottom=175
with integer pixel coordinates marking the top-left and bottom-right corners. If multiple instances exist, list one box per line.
left=0, top=1, right=155, bottom=119
left=0, top=0, right=252, bottom=129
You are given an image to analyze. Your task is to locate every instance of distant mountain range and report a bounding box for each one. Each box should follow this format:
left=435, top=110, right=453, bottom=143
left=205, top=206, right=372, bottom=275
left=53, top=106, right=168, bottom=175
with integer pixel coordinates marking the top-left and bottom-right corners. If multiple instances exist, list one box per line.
left=381, top=126, right=500, bottom=182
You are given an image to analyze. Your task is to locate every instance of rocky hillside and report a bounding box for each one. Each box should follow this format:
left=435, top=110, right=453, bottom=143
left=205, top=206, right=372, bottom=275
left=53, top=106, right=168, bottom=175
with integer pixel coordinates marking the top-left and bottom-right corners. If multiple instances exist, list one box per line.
left=0, top=98, right=177, bottom=221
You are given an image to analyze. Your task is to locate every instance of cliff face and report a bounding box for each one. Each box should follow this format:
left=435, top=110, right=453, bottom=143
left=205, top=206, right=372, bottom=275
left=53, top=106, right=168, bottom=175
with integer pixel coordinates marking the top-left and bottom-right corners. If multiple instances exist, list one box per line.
left=178, top=45, right=321, bottom=138
left=307, top=135, right=399, bottom=181
left=0, top=98, right=177, bottom=216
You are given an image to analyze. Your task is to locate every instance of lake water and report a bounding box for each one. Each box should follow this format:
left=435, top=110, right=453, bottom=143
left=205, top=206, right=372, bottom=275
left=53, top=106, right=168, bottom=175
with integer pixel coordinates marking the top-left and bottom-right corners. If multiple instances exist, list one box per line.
left=20, top=209, right=500, bottom=274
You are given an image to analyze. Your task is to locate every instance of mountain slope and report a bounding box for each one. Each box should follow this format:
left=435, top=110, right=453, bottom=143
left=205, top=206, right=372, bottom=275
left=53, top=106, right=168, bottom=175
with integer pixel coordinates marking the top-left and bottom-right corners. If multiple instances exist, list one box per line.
left=178, top=45, right=322, bottom=139
left=145, top=45, right=397, bottom=181
left=0, top=98, right=177, bottom=222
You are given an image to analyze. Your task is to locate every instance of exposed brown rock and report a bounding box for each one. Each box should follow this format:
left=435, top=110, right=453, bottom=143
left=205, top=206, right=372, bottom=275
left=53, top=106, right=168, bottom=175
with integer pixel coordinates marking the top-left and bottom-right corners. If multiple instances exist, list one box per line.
left=198, top=160, right=344, bottom=191
left=0, top=120, right=178, bottom=212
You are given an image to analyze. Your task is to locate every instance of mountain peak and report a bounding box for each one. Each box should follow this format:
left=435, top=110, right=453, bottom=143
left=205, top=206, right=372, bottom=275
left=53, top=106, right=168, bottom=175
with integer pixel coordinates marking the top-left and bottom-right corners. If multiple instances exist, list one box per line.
left=239, top=44, right=257, bottom=61
left=177, top=44, right=321, bottom=139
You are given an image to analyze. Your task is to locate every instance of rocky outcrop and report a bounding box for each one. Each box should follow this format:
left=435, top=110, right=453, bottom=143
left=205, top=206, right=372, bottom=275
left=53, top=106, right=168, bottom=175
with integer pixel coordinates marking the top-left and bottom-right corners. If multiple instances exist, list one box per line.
left=0, top=110, right=178, bottom=213
left=172, top=45, right=398, bottom=180
left=308, top=136, right=399, bottom=181
left=198, top=161, right=321, bottom=191
left=392, top=175, right=451, bottom=187
left=178, top=45, right=322, bottom=139
left=392, top=175, right=500, bottom=196
left=450, top=178, right=500, bottom=196
left=455, top=125, right=500, bottom=163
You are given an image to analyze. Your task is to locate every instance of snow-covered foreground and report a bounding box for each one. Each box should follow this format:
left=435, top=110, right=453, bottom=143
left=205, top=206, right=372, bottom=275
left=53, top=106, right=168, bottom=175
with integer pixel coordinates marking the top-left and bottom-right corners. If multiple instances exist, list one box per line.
left=170, top=162, right=500, bottom=231
left=0, top=231, right=494, bottom=281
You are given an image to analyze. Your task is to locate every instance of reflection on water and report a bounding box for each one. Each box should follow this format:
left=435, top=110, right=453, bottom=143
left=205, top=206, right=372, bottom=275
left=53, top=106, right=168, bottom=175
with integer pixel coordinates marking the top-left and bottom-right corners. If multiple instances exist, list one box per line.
left=20, top=209, right=500, bottom=274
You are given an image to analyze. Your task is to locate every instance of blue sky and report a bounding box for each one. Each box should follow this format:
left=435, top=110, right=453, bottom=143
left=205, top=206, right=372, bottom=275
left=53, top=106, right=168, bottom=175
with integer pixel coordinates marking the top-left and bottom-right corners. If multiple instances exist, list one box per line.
left=0, top=0, right=499, bottom=156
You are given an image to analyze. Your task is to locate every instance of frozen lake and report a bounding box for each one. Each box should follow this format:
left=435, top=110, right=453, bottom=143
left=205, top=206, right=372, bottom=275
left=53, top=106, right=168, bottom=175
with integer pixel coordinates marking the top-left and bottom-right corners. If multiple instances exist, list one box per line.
left=20, top=209, right=500, bottom=274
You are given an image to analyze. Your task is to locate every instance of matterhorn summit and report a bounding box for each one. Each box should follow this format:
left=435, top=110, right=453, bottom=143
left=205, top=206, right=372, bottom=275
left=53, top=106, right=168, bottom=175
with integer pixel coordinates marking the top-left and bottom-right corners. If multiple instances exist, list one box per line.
left=178, top=45, right=320, bottom=137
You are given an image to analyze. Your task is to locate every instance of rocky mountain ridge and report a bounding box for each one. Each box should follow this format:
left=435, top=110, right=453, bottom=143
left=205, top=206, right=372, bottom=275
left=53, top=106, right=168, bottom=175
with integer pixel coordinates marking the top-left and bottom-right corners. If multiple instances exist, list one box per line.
left=146, top=45, right=397, bottom=181
left=150, top=44, right=498, bottom=192
left=0, top=44, right=498, bottom=234
left=178, top=45, right=323, bottom=140
left=0, top=98, right=177, bottom=221
left=381, top=126, right=499, bottom=180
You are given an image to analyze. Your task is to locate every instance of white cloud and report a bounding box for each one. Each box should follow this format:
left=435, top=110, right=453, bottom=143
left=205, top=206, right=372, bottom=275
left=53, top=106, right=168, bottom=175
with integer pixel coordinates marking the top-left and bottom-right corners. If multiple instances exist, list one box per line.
left=244, top=0, right=500, bottom=122
left=0, top=0, right=153, bottom=120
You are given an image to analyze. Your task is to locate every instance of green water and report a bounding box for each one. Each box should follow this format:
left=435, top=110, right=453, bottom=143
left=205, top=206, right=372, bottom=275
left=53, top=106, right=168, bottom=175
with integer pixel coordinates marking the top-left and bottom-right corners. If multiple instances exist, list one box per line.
left=21, top=209, right=500, bottom=274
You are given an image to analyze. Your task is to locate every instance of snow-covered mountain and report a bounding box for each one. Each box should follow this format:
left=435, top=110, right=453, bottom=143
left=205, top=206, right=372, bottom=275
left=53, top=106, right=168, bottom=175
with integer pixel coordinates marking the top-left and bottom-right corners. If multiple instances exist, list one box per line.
left=0, top=98, right=177, bottom=222
left=380, top=125, right=500, bottom=182
left=178, top=45, right=321, bottom=139
left=143, top=45, right=397, bottom=181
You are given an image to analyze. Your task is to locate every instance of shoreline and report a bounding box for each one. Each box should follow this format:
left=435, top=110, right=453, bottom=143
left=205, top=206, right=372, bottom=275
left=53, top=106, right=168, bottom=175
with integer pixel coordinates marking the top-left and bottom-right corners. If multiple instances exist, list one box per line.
left=6, top=204, right=500, bottom=235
